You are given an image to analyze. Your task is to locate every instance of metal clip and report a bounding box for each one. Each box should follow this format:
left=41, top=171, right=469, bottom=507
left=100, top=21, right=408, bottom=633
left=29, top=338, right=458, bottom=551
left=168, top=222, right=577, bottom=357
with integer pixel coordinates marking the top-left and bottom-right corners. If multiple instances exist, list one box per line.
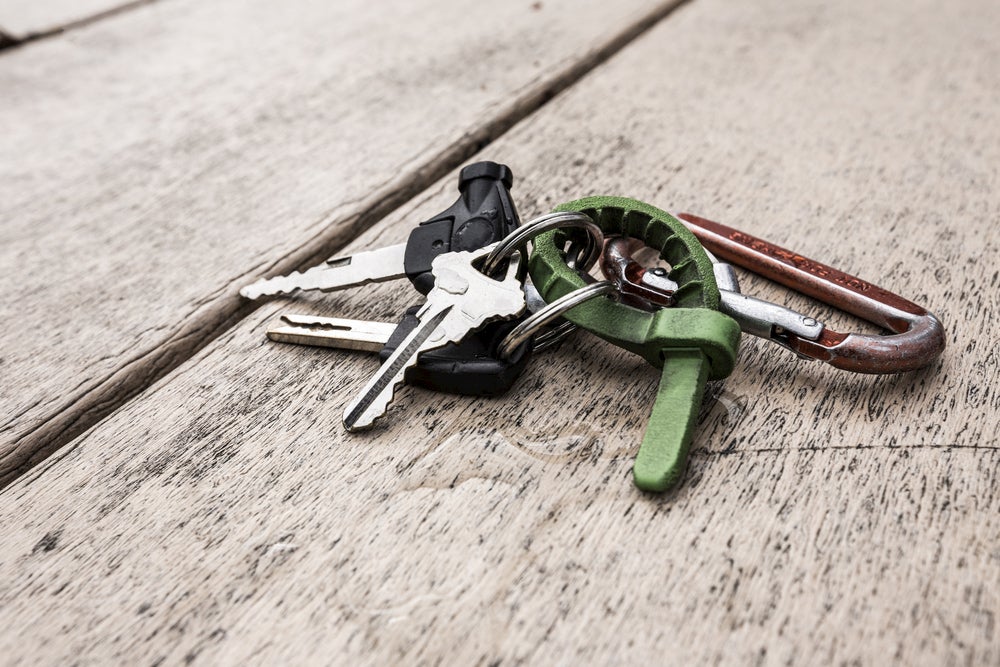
left=602, top=215, right=946, bottom=374
left=602, top=239, right=824, bottom=359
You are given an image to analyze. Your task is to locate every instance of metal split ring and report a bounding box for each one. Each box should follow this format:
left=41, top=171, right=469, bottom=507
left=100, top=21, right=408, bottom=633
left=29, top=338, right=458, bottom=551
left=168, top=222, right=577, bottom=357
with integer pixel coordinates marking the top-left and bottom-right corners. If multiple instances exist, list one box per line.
left=498, top=280, right=618, bottom=360
left=479, top=211, right=605, bottom=356
left=480, top=211, right=604, bottom=277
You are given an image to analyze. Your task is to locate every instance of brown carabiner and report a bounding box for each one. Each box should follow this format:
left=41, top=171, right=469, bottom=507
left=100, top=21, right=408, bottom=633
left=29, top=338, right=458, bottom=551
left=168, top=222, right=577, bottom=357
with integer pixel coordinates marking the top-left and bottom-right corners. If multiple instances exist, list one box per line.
left=672, top=213, right=946, bottom=374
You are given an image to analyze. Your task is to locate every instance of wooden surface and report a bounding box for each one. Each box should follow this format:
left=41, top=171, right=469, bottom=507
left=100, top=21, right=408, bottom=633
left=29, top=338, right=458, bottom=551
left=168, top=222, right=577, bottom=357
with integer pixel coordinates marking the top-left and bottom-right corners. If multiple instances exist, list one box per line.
left=0, top=0, right=143, bottom=41
left=0, top=0, right=685, bottom=484
left=2, top=0, right=999, bottom=664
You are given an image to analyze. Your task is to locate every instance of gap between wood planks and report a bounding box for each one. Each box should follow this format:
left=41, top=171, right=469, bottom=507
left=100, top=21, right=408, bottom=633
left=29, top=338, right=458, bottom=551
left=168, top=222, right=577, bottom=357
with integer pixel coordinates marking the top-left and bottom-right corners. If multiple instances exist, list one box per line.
left=1, top=0, right=695, bottom=488
left=0, top=25, right=19, bottom=48
left=0, top=0, right=160, bottom=50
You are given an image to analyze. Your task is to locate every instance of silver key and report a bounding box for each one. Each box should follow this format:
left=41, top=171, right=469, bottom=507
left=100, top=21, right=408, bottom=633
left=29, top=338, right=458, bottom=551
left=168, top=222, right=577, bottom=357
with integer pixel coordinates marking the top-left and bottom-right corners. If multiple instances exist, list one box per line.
left=240, top=244, right=407, bottom=300
left=342, top=244, right=526, bottom=431
left=266, top=314, right=397, bottom=352
left=267, top=284, right=561, bottom=353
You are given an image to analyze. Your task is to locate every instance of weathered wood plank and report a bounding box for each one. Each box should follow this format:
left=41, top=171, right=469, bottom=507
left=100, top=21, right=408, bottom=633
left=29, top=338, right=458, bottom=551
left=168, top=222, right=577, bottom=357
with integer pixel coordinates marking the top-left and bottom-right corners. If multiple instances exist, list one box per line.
left=2, top=0, right=998, bottom=663
left=0, top=0, right=688, bottom=484
left=0, top=0, right=150, bottom=43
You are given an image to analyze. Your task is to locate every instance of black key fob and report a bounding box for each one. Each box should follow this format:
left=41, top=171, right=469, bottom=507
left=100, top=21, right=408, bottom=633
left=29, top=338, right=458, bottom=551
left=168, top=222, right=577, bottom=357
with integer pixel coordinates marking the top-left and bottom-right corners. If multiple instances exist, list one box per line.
left=380, top=306, right=532, bottom=396
left=403, top=161, right=519, bottom=295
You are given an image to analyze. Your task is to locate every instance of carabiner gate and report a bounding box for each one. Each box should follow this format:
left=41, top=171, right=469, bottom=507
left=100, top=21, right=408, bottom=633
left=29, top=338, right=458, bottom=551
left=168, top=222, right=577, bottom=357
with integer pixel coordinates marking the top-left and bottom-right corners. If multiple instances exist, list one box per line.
left=601, top=215, right=946, bottom=374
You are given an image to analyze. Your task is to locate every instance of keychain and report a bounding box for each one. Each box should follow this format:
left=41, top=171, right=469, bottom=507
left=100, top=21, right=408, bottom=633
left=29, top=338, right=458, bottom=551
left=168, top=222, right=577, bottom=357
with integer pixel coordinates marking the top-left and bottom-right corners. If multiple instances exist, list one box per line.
left=599, top=214, right=946, bottom=373
left=525, top=197, right=946, bottom=492
left=240, top=161, right=945, bottom=491
left=527, top=196, right=742, bottom=492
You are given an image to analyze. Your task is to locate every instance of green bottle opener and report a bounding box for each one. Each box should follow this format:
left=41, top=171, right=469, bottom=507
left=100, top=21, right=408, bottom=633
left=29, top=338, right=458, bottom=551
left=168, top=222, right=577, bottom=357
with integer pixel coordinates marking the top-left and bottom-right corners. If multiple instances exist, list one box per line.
left=528, top=196, right=742, bottom=492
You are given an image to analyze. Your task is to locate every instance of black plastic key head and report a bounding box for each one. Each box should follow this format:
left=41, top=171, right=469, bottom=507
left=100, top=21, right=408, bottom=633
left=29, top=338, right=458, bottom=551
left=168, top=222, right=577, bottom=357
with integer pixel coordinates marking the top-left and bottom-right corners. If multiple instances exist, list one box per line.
left=379, top=306, right=531, bottom=396
left=403, top=161, right=519, bottom=294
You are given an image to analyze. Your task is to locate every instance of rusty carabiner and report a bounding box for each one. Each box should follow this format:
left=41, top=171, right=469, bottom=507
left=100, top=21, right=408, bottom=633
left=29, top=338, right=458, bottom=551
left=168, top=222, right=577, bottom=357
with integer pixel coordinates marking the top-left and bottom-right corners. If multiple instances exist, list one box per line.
left=601, top=214, right=946, bottom=374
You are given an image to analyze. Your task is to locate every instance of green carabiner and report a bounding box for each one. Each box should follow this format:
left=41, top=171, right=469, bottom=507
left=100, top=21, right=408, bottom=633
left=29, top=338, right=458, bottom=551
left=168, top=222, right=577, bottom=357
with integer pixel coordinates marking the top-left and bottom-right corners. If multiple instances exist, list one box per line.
left=529, top=196, right=742, bottom=492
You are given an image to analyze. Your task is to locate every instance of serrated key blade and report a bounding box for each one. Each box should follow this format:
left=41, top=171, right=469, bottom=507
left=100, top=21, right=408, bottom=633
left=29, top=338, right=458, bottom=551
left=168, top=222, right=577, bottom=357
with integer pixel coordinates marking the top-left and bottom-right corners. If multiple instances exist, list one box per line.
left=266, top=314, right=396, bottom=352
left=342, top=304, right=453, bottom=431
left=240, top=243, right=407, bottom=299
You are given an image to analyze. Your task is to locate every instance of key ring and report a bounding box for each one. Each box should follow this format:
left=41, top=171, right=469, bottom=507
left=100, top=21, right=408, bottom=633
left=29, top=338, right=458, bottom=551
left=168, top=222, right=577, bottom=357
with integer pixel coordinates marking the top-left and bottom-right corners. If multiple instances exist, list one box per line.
left=480, top=211, right=604, bottom=277
left=497, top=280, right=618, bottom=360
left=481, top=210, right=606, bottom=353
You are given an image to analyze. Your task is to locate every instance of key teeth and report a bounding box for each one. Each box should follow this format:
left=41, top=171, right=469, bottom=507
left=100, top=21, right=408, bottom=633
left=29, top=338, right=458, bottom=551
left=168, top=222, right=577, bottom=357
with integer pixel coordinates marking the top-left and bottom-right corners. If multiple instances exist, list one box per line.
left=240, top=273, right=308, bottom=300
left=343, top=405, right=381, bottom=432
left=342, top=379, right=401, bottom=432
left=341, top=304, right=453, bottom=430
left=342, top=417, right=374, bottom=432
left=342, top=357, right=408, bottom=431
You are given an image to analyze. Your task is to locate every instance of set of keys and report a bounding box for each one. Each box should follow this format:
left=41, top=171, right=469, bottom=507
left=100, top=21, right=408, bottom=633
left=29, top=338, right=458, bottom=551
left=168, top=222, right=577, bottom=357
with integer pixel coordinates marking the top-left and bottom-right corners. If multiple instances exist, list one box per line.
left=242, top=162, right=540, bottom=429
left=242, top=163, right=946, bottom=491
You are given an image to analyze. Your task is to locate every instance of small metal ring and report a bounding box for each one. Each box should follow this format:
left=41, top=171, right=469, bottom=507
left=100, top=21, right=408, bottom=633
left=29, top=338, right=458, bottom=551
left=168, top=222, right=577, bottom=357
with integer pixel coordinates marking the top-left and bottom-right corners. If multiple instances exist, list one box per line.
left=480, top=211, right=604, bottom=277
left=563, top=237, right=596, bottom=271
left=529, top=319, right=577, bottom=353
left=498, top=280, right=618, bottom=360
left=521, top=236, right=600, bottom=352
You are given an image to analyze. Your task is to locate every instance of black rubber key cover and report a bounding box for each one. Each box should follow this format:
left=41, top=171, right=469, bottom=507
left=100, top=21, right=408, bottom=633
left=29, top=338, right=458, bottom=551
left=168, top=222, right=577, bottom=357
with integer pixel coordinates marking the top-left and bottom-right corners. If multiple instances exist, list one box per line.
left=403, top=161, right=519, bottom=295
left=379, top=306, right=531, bottom=396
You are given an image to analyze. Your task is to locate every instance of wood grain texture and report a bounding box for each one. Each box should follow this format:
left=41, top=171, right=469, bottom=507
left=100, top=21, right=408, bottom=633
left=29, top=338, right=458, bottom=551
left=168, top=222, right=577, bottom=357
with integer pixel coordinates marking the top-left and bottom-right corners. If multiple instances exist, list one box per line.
left=0, top=0, right=688, bottom=484
left=0, top=0, right=147, bottom=42
left=2, top=0, right=999, bottom=664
